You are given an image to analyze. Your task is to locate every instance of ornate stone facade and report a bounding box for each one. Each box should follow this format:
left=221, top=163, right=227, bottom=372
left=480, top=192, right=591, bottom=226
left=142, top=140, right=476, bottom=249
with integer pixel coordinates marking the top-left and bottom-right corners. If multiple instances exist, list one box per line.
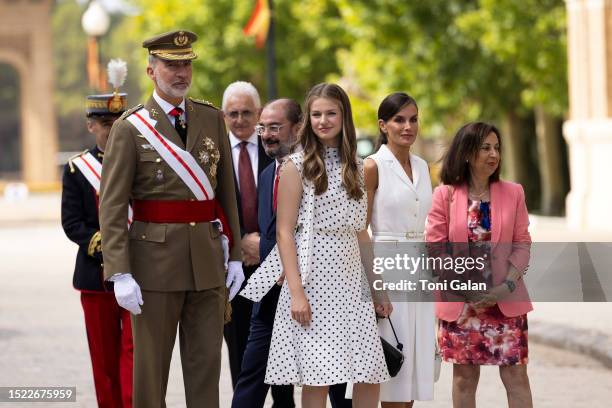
left=0, top=0, right=58, bottom=184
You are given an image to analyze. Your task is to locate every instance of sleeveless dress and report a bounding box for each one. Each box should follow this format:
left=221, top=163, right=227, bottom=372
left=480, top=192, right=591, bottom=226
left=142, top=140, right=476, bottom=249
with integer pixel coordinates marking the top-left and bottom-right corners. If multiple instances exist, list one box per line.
left=361, top=144, right=436, bottom=401
left=241, top=147, right=390, bottom=386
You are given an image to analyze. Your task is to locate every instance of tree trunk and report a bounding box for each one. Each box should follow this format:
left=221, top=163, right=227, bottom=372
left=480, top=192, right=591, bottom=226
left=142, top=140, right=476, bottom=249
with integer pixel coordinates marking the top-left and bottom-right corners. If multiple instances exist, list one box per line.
left=500, top=110, right=530, bottom=186
left=534, top=105, right=565, bottom=215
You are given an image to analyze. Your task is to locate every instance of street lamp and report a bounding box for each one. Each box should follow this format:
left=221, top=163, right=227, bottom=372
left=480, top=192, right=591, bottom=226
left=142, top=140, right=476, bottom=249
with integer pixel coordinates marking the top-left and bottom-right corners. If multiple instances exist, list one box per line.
left=81, top=0, right=110, bottom=91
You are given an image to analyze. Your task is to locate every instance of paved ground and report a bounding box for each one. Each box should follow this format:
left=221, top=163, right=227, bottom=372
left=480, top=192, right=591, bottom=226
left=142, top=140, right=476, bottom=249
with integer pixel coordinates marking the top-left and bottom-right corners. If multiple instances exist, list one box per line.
left=0, top=195, right=611, bottom=407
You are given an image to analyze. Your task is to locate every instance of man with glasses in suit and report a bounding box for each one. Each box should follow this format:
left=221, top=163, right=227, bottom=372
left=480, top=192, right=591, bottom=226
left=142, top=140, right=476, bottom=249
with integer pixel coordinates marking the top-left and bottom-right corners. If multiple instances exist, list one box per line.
left=222, top=81, right=274, bottom=389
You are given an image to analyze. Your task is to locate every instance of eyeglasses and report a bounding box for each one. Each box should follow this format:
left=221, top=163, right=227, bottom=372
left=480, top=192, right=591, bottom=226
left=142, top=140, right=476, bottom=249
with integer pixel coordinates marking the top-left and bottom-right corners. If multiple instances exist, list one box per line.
left=255, top=124, right=285, bottom=136
left=226, top=110, right=255, bottom=120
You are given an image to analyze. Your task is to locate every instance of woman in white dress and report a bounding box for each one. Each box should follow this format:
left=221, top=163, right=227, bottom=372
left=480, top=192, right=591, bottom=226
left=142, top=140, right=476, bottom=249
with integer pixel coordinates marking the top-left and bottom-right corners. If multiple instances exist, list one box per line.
left=241, top=83, right=391, bottom=408
left=366, top=93, right=435, bottom=407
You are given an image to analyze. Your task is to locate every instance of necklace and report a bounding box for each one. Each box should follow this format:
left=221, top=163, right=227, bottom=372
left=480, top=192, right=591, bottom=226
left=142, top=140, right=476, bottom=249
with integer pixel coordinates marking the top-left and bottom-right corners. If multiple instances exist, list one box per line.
left=469, top=187, right=489, bottom=200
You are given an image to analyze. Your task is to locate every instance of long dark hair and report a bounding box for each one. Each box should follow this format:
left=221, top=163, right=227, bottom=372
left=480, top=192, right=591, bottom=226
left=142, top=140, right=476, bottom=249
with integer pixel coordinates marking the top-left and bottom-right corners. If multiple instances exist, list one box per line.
left=376, top=92, right=418, bottom=150
left=439, top=122, right=502, bottom=186
left=299, top=83, right=363, bottom=200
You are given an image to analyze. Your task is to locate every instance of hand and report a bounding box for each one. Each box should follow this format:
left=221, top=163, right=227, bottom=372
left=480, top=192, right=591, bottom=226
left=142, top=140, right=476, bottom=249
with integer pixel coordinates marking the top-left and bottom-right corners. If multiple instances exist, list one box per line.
left=291, top=292, right=312, bottom=326
left=241, top=233, right=260, bottom=265
left=226, top=261, right=245, bottom=301
left=470, top=291, right=497, bottom=311
left=276, top=271, right=286, bottom=286
left=374, top=300, right=393, bottom=318
left=242, top=252, right=260, bottom=267
left=112, top=273, right=143, bottom=315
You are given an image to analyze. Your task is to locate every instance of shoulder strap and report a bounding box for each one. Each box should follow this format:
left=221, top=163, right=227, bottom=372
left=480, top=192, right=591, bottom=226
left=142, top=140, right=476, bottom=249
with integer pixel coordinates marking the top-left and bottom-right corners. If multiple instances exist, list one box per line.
left=387, top=317, right=403, bottom=350
left=120, top=104, right=144, bottom=120
left=189, top=97, right=218, bottom=109
left=67, top=149, right=89, bottom=174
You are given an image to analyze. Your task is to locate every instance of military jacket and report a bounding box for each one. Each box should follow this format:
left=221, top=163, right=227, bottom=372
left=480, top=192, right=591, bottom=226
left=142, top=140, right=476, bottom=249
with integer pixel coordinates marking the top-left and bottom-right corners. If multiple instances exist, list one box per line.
left=61, top=146, right=111, bottom=292
left=99, top=95, right=241, bottom=291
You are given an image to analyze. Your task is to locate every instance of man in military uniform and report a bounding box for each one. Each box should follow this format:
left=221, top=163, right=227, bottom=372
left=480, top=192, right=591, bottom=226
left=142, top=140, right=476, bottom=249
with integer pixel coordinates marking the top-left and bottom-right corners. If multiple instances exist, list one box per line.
left=99, top=30, right=244, bottom=408
left=61, top=91, right=133, bottom=408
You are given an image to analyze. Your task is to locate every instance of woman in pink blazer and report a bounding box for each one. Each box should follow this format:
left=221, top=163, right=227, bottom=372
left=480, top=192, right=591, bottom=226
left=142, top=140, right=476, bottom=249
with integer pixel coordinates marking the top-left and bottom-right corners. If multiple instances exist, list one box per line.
left=426, top=122, right=533, bottom=408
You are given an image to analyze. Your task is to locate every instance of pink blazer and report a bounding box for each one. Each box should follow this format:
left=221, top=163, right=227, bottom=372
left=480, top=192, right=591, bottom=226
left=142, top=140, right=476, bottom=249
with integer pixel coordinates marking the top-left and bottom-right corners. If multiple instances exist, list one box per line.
left=426, top=180, right=532, bottom=321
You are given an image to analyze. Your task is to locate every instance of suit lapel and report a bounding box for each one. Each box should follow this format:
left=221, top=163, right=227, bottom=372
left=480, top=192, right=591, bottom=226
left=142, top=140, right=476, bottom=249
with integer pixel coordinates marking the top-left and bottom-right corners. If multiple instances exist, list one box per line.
left=452, top=184, right=469, bottom=242
left=490, top=181, right=503, bottom=244
left=185, top=98, right=202, bottom=152
left=410, top=154, right=420, bottom=189
left=145, top=97, right=184, bottom=148
left=263, top=166, right=277, bottom=236
left=380, top=144, right=416, bottom=192
left=257, top=138, right=273, bottom=175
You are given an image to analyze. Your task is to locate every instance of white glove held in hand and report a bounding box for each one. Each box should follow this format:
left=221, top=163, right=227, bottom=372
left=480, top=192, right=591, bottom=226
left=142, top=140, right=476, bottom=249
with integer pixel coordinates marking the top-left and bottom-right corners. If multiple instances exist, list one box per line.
left=226, top=261, right=245, bottom=301
left=112, top=273, right=143, bottom=315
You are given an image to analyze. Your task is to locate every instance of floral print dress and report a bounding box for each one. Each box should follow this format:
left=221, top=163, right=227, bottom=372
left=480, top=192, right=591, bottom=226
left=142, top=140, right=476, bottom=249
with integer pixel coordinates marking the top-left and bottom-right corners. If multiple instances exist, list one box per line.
left=437, top=200, right=529, bottom=366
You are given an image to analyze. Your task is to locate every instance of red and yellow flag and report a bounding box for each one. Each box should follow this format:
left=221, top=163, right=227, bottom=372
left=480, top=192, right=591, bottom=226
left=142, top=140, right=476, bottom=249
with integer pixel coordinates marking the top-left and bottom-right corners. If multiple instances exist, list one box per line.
left=243, top=0, right=271, bottom=49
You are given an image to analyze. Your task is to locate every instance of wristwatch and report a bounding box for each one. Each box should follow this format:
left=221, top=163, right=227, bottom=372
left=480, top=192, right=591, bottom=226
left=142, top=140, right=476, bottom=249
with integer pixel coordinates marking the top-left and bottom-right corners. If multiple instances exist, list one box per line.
left=504, top=279, right=516, bottom=293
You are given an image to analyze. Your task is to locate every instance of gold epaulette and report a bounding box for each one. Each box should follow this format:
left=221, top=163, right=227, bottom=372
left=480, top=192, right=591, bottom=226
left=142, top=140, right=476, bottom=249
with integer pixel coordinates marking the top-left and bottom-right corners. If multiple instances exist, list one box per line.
left=120, top=103, right=144, bottom=120
left=189, top=97, right=218, bottom=110
left=67, top=149, right=89, bottom=174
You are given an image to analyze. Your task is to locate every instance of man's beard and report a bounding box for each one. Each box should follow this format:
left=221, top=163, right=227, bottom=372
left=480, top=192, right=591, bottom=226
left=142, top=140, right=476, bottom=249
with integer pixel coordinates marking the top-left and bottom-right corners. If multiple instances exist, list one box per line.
left=157, top=77, right=190, bottom=99
left=265, top=143, right=290, bottom=159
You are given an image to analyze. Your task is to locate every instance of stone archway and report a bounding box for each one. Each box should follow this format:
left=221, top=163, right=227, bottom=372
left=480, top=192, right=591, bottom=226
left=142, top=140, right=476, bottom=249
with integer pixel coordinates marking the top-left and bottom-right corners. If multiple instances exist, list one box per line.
left=0, top=0, right=58, bottom=185
left=0, top=63, right=21, bottom=178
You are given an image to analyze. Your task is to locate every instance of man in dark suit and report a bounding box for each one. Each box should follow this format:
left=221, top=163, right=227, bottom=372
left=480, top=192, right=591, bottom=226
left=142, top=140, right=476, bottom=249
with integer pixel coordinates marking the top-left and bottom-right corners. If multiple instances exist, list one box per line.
left=61, top=91, right=133, bottom=407
left=222, top=81, right=274, bottom=388
left=231, top=99, right=352, bottom=408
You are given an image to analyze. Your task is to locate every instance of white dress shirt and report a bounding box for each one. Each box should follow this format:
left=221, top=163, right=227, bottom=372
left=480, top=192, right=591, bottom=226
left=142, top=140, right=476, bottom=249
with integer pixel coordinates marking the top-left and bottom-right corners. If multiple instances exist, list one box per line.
left=229, top=131, right=259, bottom=189
left=153, top=90, right=186, bottom=127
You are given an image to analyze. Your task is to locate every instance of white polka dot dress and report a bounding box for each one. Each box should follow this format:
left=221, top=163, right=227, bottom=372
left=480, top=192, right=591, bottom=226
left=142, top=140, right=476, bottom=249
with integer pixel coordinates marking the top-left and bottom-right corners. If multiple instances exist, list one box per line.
left=264, top=148, right=390, bottom=386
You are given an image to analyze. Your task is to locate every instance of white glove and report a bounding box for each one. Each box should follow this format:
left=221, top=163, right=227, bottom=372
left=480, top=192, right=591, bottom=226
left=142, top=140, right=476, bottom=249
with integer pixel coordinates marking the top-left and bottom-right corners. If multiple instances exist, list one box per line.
left=111, top=273, right=143, bottom=315
left=226, top=261, right=245, bottom=301
left=221, top=235, right=230, bottom=269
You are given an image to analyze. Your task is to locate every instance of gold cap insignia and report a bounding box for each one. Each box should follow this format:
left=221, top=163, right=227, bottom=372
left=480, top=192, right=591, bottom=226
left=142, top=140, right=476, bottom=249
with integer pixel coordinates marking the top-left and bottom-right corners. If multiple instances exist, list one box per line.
left=174, top=31, right=189, bottom=46
left=108, top=94, right=124, bottom=113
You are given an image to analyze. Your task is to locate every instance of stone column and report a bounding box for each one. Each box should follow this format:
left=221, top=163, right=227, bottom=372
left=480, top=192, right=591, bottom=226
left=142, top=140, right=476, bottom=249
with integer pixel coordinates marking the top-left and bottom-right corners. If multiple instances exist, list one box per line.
left=563, top=0, right=612, bottom=231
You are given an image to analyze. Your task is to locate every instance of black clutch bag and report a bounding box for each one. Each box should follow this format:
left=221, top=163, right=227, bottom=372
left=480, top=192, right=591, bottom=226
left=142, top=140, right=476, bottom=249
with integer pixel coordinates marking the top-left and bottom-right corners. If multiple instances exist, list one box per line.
left=380, top=317, right=404, bottom=377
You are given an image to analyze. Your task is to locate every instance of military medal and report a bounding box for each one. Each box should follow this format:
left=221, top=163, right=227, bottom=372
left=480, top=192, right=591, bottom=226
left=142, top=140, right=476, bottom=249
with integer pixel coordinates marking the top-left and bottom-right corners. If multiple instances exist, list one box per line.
left=150, top=108, right=159, bottom=118
left=198, top=150, right=210, bottom=164
left=155, top=169, right=164, bottom=181
left=204, top=137, right=215, bottom=149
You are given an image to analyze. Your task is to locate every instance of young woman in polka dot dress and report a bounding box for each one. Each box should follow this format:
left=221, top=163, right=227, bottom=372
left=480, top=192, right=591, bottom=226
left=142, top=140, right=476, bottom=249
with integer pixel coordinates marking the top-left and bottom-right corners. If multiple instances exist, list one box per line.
left=241, top=83, right=391, bottom=407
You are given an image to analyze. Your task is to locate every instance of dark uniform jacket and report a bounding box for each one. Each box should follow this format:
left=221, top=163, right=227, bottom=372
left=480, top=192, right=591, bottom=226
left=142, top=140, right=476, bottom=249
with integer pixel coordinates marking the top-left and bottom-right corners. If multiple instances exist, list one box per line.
left=257, top=161, right=277, bottom=261
left=61, top=146, right=110, bottom=292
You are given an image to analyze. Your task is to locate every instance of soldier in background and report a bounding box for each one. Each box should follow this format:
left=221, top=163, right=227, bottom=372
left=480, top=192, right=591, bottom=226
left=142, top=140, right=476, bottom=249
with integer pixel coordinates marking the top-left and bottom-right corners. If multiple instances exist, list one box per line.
left=61, top=59, right=133, bottom=408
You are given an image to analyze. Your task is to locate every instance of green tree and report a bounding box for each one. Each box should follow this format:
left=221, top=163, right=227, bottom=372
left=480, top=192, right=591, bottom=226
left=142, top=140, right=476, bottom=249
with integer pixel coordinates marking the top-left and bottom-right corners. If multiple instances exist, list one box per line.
left=132, top=0, right=351, bottom=106
left=127, top=0, right=568, bottom=212
left=331, top=0, right=567, bottom=212
left=52, top=0, right=143, bottom=151
left=455, top=0, right=568, bottom=214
